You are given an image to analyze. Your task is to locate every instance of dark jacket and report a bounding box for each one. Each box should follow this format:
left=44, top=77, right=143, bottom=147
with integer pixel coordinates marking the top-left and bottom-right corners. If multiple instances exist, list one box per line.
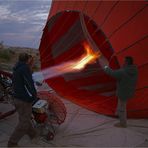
left=104, top=65, right=138, bottom=101
left=12, top=61, right=37, bottom=102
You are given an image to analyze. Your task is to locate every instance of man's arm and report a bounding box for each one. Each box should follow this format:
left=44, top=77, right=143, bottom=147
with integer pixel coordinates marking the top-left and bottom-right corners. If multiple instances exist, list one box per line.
left=104, top=66, right=124, bottom=80
left=21, top=65, right=37, bottom=98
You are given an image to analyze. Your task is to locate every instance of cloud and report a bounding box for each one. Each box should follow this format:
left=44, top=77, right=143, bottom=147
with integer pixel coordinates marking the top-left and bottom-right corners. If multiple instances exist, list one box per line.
left=0, top=4, right=11, bottom=20
left=0, top=0, right=52, bottom=48
left=0, top=1, right=50, bottom=23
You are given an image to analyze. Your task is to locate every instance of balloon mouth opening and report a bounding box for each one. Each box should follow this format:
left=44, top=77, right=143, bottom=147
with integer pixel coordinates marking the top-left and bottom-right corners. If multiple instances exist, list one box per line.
left=41, top=11, right=119, bottom=70
left=39, top=10, right=120, bottom=83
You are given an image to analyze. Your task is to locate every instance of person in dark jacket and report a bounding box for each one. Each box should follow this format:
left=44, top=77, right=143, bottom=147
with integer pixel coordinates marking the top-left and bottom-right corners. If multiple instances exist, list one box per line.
left=8, top=53, right=37, bottom=147
left=104, top=56, right=138, bottom=128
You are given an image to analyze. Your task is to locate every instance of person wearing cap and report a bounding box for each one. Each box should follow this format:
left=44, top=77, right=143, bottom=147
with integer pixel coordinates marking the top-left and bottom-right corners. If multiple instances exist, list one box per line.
left=104, top=56, right=138, bottom=128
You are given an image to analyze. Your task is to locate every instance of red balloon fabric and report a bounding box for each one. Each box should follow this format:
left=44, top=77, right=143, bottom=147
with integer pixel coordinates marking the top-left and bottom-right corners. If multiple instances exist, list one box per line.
left=39, top=1, right=148, bottom=118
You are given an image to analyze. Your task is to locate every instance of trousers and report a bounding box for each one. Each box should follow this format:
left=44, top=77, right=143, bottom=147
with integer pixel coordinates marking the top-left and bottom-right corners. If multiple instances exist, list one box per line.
left=8, top=98, right=36, bottom=144
left=116, top=98, right=127, bottom=126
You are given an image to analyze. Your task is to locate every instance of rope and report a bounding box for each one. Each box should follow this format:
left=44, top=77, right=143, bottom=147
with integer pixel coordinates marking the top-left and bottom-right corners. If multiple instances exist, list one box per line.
left=100, top=1, right=119, bottom=27
left=86, top=1, right=102, bottom=25
left=91, top=4, right=147, bottom=56
left=109, top=35, right=148, bottom=67
left=114, top=35, right=148, bottom=56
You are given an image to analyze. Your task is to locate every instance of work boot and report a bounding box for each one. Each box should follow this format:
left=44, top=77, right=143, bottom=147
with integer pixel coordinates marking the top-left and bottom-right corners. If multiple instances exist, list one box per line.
left=114, top=122, right=127, bottom=128
left=7, top=141, right=19, bottom=147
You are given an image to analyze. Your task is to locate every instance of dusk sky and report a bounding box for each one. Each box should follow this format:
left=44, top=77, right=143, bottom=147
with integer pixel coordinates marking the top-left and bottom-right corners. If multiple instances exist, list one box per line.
left=0, top=0, right=52, bottom=49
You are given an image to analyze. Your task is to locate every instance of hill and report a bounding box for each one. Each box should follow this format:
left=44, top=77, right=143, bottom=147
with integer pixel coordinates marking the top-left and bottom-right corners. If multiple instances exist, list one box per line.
left=0, top=45, right=40, bottom=72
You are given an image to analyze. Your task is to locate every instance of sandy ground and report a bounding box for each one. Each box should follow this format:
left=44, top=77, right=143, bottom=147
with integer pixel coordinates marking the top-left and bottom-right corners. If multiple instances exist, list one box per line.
left=0, top=83, right=148, bottom=147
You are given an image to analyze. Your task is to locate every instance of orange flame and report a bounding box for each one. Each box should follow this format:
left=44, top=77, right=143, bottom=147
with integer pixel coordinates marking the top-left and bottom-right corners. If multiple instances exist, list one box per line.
left=34, top=42, right=101, bottom=81
left=50, top=42, right=102, bottom=77
left=71, top=42, right=101, bottom=70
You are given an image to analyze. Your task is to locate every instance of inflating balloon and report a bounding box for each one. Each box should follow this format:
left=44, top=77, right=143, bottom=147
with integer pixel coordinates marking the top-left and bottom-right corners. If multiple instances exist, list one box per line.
left=39, top=1, right=148, bottom=118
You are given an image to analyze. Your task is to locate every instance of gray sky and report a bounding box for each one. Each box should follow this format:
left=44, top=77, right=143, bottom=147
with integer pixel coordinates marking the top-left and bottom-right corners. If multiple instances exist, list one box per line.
left=0, top=0, right=51, bottom=49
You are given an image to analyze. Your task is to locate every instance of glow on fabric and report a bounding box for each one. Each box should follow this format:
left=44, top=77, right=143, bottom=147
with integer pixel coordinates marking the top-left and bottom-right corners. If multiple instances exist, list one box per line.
left=39, top=1, right=148, bottom=118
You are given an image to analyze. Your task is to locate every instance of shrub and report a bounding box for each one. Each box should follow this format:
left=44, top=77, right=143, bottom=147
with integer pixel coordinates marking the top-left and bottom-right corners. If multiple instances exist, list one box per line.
left=0, top=50, right=11, bottom=60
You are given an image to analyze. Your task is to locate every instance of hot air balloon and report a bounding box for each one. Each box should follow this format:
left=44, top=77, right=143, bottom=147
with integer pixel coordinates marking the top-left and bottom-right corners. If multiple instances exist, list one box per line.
left=39, top=1, right=148, bottom=118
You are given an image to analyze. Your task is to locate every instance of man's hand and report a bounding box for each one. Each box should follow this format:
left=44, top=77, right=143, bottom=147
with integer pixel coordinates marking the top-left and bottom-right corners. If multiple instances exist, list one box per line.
left=98, top=56, right=109, bottom=68
left=35, top=81, right=42, bottom=86
left=104, top=66, right=108, bottom=69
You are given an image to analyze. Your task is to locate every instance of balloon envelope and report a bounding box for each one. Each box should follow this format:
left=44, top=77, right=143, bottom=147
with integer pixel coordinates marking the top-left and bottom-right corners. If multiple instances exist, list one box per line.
left=39, top=1, right=148, bottom=118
